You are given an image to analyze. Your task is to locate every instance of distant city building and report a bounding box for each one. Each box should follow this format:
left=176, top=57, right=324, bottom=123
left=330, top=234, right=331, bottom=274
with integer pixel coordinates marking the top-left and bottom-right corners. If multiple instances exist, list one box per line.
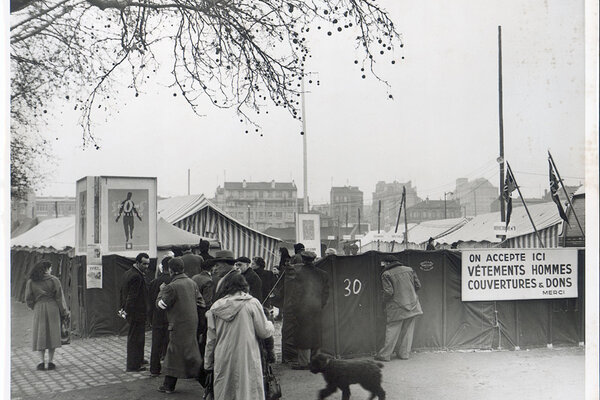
left=214, top=180, right=298, bottom=231
left=11, top=188, right=36, bottom=221
left=454, top=178, right=499, bottom=217
left=406, top=199, right=461, bottom=223
left=35, top=196, right=76, bottom=220
left=330, top=186, right=363, bottom=227
left=371, top=181, right=420, bottom=231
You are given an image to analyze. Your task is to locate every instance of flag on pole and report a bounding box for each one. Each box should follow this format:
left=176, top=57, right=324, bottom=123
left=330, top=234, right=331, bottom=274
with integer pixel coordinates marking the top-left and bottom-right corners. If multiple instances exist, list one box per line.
left=503, top=169, right=516, bottom=227
left=549, top=159, right=569, bottom=222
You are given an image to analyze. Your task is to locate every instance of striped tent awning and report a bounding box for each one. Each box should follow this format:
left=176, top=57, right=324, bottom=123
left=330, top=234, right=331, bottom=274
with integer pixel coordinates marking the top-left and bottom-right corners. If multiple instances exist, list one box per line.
left=504, top=223, right=563, bottom=248
left=158, top=195, right=281, bottom=267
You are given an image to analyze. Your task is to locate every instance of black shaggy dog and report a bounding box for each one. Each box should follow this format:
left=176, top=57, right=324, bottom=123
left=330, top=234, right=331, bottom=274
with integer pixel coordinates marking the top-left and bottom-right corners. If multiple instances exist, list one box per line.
left=309, top=353, right=386, bottom=400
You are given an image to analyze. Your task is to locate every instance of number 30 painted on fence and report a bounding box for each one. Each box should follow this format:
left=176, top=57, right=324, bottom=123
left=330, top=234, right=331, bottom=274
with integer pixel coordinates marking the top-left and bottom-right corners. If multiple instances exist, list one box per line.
left=343, top=279, right=362, bottom=296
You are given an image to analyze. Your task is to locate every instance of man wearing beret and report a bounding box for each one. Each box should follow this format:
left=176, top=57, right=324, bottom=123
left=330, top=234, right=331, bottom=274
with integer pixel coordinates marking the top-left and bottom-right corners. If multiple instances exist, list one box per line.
left=289, top=251, right=329, bottom=370
left=375, top=255, right=423, bottom=362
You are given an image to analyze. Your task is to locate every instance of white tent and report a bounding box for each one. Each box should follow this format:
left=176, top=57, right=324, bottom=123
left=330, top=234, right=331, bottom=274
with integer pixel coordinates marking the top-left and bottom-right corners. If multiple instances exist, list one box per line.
left=439, top=202, right=563, bottom=248
left=403, top=217, right=469, bottom=248
left=11, top=216, right=214, bottom=251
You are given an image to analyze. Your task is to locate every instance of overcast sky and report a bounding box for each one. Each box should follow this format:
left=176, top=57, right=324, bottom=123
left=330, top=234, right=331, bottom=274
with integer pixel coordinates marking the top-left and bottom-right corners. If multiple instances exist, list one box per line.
left=35, top=0, right=585, bottom=206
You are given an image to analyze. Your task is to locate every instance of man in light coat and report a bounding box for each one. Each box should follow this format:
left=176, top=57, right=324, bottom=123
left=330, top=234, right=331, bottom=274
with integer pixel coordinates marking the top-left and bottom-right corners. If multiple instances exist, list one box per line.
left=156, top=257, right=205, bottom=393
left=375, top=255, right=423, bottom=361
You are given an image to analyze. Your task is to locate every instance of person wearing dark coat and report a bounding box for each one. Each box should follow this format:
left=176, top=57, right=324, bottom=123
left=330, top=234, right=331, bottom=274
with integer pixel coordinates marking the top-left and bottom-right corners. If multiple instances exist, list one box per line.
left=156, top=258, right=205, bottom=393
left=375, top=255, right=423, bottom=362
left=235, top=257, right=263, bottom=302
left=180, top=245, right=204, bottom=277
left=120, top=253, right=150, bottom=372
left=198, top=239, right=215, bottom=265
left=288, top=251, right=329, bottom=369
left=148, top=256, right=173, bottom=377
left=191, top=261, right=215, bottom=358
left=252, top=257, right=276, bottom=308
left=426, top=237, right=436, bottom=250
left=290, top=243, right=305, bottom=265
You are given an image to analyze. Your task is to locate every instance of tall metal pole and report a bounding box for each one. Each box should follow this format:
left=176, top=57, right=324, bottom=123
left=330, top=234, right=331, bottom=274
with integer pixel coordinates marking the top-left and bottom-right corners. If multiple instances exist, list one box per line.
left=187, top=169, right=191, bottom=195
left=301, top=75, right=309, bottom=213
left=358, top=208, right=361, bottom=235
left=498, top=25, right=506, bottom=223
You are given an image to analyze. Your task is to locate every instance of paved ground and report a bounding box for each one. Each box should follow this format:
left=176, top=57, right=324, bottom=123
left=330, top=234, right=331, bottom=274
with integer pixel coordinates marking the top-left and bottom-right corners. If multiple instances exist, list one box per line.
left=12, top=297, right=585, bottom=400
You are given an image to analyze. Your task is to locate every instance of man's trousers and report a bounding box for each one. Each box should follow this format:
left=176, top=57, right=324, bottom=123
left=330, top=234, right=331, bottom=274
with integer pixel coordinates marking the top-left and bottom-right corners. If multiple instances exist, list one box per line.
left=150, top=325, right=169, bottom=374
left=377, top=316, right=416, bottom=360
left=126, top=317, right=146, bottom=370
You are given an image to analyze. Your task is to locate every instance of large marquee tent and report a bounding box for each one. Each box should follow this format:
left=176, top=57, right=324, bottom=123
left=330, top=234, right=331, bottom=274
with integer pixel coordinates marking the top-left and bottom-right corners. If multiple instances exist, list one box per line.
left=158, top=194, right=281, bottom=267
left=438, top=202, right=564, bottom=249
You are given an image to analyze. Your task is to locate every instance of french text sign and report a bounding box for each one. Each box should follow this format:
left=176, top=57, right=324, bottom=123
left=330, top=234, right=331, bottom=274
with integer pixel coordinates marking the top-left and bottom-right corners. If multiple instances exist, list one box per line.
left=462, top=249, right=578, bottom=301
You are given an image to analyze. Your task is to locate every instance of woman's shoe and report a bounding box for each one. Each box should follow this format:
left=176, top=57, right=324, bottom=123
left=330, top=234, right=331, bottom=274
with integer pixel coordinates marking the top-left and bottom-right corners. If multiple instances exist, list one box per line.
left=47, top=362, right=56, bottom=370
left=36, top=363, right=45, bottom=371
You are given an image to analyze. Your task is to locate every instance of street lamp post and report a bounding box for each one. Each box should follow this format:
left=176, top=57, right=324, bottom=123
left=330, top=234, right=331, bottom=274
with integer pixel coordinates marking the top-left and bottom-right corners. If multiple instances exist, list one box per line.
left=444, top=191, right=453, bottom=219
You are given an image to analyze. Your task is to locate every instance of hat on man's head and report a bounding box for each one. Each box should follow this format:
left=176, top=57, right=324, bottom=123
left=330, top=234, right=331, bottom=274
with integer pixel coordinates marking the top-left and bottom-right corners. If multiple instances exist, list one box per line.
left=381, top=255, right=398, bottom=263
left=168, top=257, right=185, bottom=273
left=212, top=250, right=236, bottom=264
left=294, top=243, right=305, bottom=252
left=235, top=256, right=251, bottom=264
left=300, top=251, right=317, bottom=262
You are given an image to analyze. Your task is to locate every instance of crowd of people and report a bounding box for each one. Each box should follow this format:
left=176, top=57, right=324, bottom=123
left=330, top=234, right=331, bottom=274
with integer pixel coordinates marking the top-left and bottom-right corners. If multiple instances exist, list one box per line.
left=23, top=239, right=424, bottom=399
left=117, top=242, right=283, bottom=398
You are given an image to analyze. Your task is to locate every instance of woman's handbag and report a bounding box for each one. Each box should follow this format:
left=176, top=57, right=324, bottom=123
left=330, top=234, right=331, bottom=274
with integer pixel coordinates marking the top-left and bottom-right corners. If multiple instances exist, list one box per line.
left=264, top=364, right=282, bottom=400
left=60, top=314, right=71, bottom=345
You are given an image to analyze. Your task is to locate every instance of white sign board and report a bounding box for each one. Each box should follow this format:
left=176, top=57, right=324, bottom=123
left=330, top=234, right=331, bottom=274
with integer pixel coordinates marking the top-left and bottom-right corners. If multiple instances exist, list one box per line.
left=296, top=213, right=321, bottom=257
left=462, top=249, right=578, bottom=301
left=342, top=235, right=352, bottom=240
left=493, top=222, right=518, bottom=238
left=86, top=264, right=103, bottom=289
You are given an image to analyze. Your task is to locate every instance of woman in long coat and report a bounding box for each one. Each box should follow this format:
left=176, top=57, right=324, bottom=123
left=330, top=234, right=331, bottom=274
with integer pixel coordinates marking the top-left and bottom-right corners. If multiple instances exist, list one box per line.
left=25, top=260, right=69, bottom=371
left=205, top=271, right=275, bottom=400
left=156, top=258, right=204, bottom=393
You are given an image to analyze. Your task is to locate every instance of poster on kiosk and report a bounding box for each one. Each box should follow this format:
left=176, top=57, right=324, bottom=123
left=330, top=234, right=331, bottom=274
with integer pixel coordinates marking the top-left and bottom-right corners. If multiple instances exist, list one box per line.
left=76, top=176, right=157, bottom=289
left=296, top=213, right=321, bottom=257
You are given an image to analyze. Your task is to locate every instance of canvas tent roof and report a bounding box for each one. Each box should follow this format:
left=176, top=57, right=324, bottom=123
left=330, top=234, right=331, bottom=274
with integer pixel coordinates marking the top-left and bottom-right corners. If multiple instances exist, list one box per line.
left=438, top=201, right=563, bottom=245
left=158, top=194, right=281, bottom=266
left=11, top=217, right=75, bottom=250
left=11, top=216, right=213, bottom=251
left=404, top=217, right=469, bottom=245
left=158, top=194, right=279, bottom=240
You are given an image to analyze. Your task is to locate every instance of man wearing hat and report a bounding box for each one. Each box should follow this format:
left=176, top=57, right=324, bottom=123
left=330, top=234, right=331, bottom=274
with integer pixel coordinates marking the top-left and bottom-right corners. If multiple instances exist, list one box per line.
left=290, top=242, right=305, bottom=264
left=234, top=256, right=263, bottom=302
left=289, top=251, right=329, bottom=369
left=210, top=250, right=237, bottom=295
left=375, top=255, right=423, bottom=362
